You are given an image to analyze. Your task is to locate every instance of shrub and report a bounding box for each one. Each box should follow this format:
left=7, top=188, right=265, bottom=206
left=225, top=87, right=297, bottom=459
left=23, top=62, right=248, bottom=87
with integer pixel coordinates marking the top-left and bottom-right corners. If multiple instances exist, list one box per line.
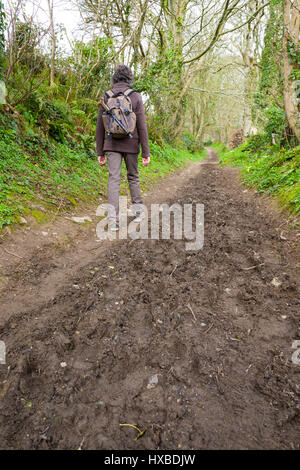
left=180, top=133, right=202, bottom=153
left=243, top=134, right=268, bottom=153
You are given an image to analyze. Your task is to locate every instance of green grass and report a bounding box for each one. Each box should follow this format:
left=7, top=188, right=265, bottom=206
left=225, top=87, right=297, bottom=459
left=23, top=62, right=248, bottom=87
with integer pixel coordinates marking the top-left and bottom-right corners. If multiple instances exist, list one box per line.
left=0, top=121, right=206, bottom=230
left=138, top=141, right=206, bottom=187
left=213, top=141, right=300, bottom=216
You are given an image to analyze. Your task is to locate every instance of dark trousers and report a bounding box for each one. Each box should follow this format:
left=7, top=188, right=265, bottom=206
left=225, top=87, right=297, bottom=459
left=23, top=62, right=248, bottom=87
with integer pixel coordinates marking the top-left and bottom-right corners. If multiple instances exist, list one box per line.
left=106, top=151, right=143, bottom=220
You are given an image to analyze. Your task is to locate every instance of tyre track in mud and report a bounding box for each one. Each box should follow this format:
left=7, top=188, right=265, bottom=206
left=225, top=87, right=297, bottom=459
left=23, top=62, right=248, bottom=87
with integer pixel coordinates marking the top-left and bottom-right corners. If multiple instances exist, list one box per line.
left=0, top=149, right=299, bottom=449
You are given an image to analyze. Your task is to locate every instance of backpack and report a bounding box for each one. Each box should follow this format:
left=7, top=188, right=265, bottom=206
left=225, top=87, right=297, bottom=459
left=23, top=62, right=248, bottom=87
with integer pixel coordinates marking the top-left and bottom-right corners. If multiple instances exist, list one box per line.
left=100, top=89, right=137, bottom=139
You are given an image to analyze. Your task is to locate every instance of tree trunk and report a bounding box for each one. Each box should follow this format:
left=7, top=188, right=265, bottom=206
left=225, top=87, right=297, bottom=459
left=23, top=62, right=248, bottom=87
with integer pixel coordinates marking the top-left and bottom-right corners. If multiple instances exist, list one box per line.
left=47, top=0, right=56, bottom=88
left=283, top=0, right=300, bottom=142
left=195, top=98, right=207, bottom=145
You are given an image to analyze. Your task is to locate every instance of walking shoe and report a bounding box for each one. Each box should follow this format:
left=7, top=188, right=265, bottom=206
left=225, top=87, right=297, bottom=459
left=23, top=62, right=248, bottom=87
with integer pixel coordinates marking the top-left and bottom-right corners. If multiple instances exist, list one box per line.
left=127, top=206, right=145, bottom=223
left=132, top=212, right=145, bottom=223
left=127, top=206, right=137, bottom=217
left=108, top=220, right=119, bottom=231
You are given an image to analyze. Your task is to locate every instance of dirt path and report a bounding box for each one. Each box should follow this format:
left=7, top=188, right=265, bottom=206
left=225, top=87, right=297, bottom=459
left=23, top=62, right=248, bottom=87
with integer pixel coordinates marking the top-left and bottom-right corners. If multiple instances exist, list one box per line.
left=0, top=149, right=299, bottom=450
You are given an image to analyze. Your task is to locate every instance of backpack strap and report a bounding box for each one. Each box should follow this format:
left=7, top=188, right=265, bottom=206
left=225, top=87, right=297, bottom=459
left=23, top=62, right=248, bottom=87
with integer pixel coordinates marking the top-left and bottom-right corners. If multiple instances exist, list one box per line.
left=102, top=88, right=136, bottom=104
left=124, top=89, right=136, bottom=97
left=103, top=90, right=114, bottom=102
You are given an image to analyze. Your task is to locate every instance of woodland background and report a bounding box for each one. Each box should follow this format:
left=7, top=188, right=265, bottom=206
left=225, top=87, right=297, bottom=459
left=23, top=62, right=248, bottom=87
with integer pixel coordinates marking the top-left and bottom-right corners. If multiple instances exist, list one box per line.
left=0, top=0, right=299, bottom=228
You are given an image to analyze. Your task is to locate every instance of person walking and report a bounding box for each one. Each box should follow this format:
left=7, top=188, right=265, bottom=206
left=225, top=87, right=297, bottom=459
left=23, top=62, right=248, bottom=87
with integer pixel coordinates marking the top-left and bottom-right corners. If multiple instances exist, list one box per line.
left=96, top=64, right=150, bottom=231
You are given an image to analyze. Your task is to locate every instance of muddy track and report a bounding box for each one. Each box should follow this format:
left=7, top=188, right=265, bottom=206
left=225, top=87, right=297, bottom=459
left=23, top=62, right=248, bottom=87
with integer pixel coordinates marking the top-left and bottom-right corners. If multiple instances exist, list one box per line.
left=0, top=149, right=299, bottom=450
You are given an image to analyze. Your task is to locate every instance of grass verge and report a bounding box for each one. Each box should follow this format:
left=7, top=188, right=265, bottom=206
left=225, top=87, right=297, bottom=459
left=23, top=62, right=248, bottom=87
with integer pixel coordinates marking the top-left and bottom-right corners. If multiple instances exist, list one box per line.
left=213, top=141, right=300, bottom=217
left=0, top=120, right=206, bottom=231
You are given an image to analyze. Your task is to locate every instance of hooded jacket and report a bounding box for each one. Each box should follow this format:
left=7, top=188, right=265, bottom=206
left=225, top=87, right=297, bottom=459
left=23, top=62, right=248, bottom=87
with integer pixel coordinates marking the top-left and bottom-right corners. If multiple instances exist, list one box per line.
left=96, top=82, right=150, bottom=158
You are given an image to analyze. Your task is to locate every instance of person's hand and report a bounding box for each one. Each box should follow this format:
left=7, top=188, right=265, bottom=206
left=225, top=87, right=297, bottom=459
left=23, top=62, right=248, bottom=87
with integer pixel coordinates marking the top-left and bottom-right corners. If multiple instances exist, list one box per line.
left=98, top=156, right=106, bottom=166
left=142, top=156, right=150, bottom=167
